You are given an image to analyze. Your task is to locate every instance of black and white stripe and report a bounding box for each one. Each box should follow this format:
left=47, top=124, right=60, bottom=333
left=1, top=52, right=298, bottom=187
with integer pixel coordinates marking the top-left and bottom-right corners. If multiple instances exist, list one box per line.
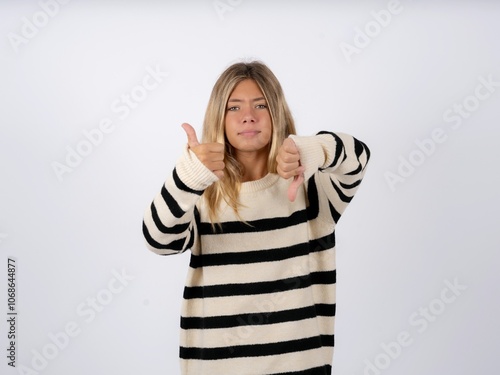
left=143, top=132, right=370, bottom=374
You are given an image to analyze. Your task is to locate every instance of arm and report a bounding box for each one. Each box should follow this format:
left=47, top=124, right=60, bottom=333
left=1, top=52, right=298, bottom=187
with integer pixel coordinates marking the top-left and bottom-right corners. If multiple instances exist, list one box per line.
left=142, top=145, right=219, bottom=255
left=289, top=131, right=371, bottom=222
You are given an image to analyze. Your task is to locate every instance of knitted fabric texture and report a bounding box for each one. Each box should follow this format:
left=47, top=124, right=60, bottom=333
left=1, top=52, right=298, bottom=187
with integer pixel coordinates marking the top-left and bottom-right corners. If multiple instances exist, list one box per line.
left=143, top=132, right=370, bottom=375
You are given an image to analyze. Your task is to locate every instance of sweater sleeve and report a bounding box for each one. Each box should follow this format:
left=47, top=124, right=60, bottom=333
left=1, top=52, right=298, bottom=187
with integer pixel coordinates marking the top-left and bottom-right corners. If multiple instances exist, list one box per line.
left=142, top=145, right=219, bottom=255
left=289, top=131, right=370, bottom=224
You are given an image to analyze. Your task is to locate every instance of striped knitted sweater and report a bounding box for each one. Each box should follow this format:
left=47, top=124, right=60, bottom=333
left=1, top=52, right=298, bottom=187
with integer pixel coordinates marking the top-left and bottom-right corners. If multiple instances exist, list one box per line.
left=143, top=131, right=370, bottom=375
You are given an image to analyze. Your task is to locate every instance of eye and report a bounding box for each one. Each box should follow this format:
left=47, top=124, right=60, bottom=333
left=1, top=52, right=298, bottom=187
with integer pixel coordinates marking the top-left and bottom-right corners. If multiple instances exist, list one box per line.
left=256, top=104, right=268, bottom=109
left=227, top=106, right=239, bottom=111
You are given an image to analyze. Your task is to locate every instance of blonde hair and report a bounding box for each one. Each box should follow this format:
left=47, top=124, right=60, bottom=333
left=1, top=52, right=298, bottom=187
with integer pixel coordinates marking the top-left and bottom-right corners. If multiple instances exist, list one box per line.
left=201, top=61, right=296, bottom=225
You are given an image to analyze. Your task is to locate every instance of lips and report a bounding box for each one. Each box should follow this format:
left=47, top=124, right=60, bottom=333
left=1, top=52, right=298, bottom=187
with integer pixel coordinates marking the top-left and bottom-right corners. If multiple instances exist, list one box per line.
left=238, top=130, right=261, bottom=136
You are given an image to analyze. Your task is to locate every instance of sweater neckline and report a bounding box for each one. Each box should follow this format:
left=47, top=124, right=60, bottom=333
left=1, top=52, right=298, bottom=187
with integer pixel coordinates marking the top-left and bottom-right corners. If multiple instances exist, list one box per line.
left=240, top=173, right=280, bottom=193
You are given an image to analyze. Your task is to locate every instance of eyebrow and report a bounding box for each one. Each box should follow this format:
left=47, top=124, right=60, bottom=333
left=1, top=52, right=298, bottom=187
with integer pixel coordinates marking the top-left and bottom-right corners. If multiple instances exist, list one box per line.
left=227, top=97, right=266, bottom=103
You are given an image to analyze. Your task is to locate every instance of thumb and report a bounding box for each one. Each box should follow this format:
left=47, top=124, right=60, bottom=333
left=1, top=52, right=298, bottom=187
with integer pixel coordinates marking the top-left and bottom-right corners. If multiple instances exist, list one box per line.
left=181, top=123, right=200, bottom=148
left=287, top=168, right=305, bottom=202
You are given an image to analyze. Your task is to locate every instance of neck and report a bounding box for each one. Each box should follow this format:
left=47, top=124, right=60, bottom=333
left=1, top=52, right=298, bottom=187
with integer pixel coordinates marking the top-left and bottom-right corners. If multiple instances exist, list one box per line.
left=235, top=150, right=269, bottom=182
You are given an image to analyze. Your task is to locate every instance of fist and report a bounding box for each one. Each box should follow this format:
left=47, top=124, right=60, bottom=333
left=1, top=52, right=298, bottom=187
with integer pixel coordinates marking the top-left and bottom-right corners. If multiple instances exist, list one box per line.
left=277, top=138, right=304, bottom=202
left=181, top=123, right=225, bottom=179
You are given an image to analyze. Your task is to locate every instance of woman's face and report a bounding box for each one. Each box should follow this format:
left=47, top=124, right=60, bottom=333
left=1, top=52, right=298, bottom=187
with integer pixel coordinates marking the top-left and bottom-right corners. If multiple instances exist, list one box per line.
left=224, top=79, right=272, bottom=155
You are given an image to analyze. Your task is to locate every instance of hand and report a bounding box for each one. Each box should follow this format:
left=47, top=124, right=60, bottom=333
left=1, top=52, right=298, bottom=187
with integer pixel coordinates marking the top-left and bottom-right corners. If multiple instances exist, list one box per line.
left=181, top=123, right=225, bottom=179
left=277, top=138, right=305, bottom=202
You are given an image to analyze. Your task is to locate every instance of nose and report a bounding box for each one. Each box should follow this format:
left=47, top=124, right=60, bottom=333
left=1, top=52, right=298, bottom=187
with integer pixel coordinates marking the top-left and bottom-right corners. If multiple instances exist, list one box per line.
left=241, top=107, right=256, bottom=123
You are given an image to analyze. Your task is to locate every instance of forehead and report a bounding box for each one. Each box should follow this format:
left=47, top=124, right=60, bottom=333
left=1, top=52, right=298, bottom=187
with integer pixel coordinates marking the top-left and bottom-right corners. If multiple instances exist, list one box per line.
left=229, top=79, right=264, bottom=99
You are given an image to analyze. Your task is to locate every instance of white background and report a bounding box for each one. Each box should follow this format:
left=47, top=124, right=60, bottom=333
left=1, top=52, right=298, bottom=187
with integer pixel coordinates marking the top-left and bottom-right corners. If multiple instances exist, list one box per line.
left=1, top=1, right=499, bottom=374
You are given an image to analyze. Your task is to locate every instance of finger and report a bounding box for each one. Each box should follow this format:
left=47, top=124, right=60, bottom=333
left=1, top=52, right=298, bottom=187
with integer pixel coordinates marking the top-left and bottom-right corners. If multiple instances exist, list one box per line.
left=213, top=170, right=225, bottom=180
left=283, top=138, right=299, bottom=154
left=205, top=143, right=225, bottom=154
left=181, top=123, right=200, bottom=148
left=279, top=152, right=300, bottom=165
left=288, top=172, right=305, bottom=202
left=193, top=144, right=225, bottom=165
left=279, top=161, right=300, bottom=175
left=205, top=160, right=225, bottom=172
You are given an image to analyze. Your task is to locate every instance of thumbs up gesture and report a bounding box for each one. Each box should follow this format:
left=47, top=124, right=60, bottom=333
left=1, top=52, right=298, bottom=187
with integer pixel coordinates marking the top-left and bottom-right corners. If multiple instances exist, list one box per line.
left=181, top=123, right=225, bottom=179
left=277, top=138, right=305, bottom=202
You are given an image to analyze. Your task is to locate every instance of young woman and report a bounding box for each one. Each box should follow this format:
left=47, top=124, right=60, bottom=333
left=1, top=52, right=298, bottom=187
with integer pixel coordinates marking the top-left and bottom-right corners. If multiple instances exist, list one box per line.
left=143, top=61, right=370, bottom=375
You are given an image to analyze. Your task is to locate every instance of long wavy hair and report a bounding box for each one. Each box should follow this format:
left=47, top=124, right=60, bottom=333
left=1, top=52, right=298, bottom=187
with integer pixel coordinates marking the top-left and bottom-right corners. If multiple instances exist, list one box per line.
left=201, top=61, right=296, bottom=224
